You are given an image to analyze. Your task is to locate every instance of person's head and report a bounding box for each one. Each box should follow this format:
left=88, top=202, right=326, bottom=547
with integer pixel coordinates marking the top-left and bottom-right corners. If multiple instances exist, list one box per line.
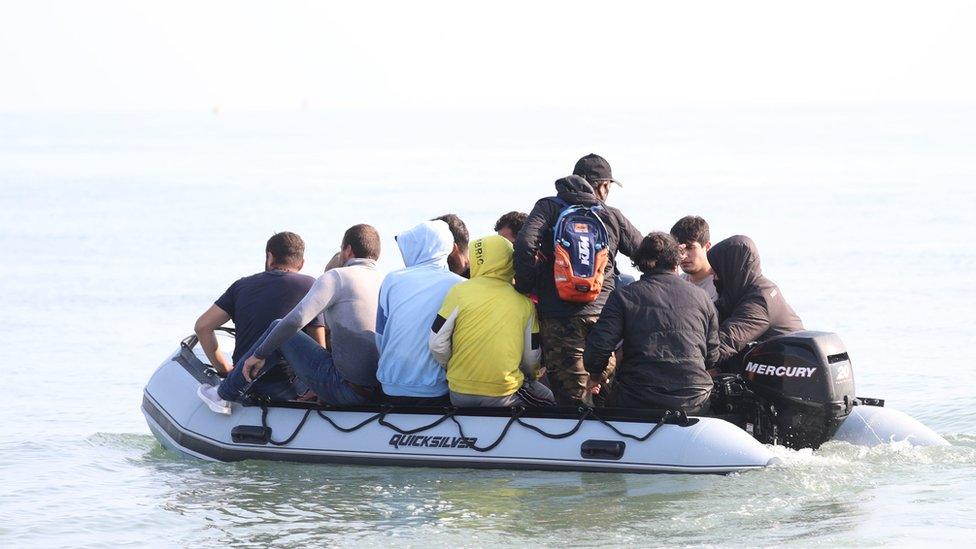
left=707, top=235, right=763, bottom=302
left=432, top=213, right=470, bottom=276
left=339, top=224, right=381, bottom=264
left=395, top=220, right=454, bottom=268
left=324, top=252, right=344, bottom=272
left=670, top=215, right=712, bottom=276
left=573, top=153, right=622, bottom=201
left=494, top=211, right=527, bottom=243
left=265, top=231, right=305, bottom=271
left=468, top=234, right=515, bottom=281
left=631, top=232, right=681, bottom=275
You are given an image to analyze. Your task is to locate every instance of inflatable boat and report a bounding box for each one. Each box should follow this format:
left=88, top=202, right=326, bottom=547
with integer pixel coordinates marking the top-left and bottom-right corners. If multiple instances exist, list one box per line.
left=142, top=330, right=946, bottom=474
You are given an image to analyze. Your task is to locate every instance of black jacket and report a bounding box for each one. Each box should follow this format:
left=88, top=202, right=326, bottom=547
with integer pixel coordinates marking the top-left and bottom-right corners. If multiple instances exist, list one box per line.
left=707, top=235, right=804, bottom=371
left=513, top=175, right=643, bottom=319
left=582, top=269, right=719, bottom=411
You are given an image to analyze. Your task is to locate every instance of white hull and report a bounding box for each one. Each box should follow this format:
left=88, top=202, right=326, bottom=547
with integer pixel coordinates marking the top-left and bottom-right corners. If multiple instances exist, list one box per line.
left=832, top=404, right=948, bottom=447
left=142, top=347, right=778, bottom=474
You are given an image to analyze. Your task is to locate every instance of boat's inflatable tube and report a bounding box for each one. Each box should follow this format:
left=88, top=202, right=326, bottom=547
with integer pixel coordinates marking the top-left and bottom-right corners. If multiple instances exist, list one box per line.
left=831, top=404, right=948, bottom=447
left=142, top=347, right=777, bottom=474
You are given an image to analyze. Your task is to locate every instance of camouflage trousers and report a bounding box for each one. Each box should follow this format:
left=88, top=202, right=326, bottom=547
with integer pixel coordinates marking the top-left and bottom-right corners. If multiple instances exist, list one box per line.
left=540, top=316, right=616, bottom=406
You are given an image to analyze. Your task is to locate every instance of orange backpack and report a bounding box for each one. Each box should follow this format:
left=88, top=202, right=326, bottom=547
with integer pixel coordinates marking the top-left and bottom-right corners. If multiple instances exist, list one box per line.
left=551, top=197, right=611, bottom=303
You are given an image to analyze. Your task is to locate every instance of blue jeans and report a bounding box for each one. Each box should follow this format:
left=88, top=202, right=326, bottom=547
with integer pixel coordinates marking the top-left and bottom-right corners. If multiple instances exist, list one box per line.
left=218, top=320, right=368, bottom=406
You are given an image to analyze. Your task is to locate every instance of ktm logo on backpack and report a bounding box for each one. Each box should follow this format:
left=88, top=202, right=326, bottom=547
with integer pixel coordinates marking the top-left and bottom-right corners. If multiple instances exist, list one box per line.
left=551, top=198, right=610, bottom=303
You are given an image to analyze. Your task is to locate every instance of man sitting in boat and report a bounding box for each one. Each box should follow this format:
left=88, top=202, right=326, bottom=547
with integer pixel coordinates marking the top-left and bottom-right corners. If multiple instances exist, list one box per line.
left=494, top=210, right=527, bottom=243
left=429, top=235, right=555, bottom=407
left=671, top=215, right=718, bottom=302
left=707, top=235, right=804, bottom=373
left=433, top=213, right=471, bottom=278
left=193, top=231, right=326, bottom=379
left=200, top=224, right=384, bottom=410
left=375, top=220, right=464, bottom=405
left=583, top=232, right=719, bottom=414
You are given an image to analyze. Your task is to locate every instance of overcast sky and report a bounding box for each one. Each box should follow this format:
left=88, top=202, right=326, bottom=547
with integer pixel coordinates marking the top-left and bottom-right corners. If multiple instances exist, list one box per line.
left=1, top=1, right=974, bottom=112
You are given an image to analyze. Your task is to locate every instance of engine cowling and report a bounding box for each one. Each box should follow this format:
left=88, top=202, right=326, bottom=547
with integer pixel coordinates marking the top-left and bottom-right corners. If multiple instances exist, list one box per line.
left=720, top=331, right=857, bottom=448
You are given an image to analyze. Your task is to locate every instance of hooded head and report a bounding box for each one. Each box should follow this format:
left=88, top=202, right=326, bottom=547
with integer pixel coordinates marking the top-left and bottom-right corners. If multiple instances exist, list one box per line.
left=395, top=220, right=455, bottom=269
left=707, top=235, right=763, bottom=307
left=554, top=175, right=600, bottom=206
left=468, top=234, right=515, bottom=282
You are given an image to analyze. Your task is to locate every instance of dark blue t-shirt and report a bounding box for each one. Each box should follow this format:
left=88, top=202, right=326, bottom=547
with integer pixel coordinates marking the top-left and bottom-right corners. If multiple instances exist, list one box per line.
left=215, top=269, right=326, bottom=363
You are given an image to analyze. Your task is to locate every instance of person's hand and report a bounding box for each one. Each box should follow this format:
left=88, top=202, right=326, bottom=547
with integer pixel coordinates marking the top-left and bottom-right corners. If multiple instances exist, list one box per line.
left=706, top=367, right=720, bottom=378
left=243, top=356, right=266, bottom=382
left=586, top=374, right=605, bottom=395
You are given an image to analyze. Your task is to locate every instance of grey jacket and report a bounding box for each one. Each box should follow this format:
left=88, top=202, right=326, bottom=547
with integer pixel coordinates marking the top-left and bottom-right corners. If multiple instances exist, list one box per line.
left=255, top=258, right=383, bottom=387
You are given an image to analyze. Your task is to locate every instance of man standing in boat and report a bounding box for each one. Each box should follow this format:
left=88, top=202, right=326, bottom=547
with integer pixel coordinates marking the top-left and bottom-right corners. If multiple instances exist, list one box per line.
left=513, top=155, right=642, bottom=405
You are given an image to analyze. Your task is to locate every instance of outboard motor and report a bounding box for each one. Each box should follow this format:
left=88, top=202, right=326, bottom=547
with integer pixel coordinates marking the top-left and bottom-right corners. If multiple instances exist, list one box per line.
left=711, top=331, right=857, bottom=449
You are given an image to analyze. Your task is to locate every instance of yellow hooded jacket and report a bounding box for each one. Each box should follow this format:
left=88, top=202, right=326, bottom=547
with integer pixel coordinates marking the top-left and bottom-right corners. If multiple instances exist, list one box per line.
left=429, top=235, right=541, bottom=397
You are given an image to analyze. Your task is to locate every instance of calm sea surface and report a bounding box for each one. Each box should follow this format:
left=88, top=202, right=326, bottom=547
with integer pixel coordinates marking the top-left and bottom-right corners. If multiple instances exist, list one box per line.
left=1, top=108, right=974, bottom=547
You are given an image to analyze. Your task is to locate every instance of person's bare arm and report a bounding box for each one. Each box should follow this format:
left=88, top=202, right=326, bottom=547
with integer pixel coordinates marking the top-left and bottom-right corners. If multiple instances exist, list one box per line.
left=194, top=304, right=233, bottom=375
left=305, top=325, right=327, bottom=347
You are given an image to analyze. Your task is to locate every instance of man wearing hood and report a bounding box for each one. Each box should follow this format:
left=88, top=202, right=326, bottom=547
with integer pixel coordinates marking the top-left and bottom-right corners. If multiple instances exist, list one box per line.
left=707, top=235, right=805, bottom=372
left=376, top=220, right=465, bottom=404
left=429, top=235, right=555, bottom=407
left=514, top=154, right=642, bottom=405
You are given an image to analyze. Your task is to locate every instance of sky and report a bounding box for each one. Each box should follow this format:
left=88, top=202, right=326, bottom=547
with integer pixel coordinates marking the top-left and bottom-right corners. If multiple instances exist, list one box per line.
left=1, top=0, right=975, bottom=113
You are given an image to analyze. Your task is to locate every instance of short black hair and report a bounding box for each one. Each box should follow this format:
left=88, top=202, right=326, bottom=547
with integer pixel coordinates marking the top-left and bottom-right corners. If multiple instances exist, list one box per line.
left=433, top=214, right=469, bottom=251
left=266, top=232, right=305, bottom=268
left=632, top=232, right=680, bottom=273
left=670, top=215, right=710, bottom=246
left=494, top=211, right=527, bottom=235
left=341, top=224, right=381, bottom=260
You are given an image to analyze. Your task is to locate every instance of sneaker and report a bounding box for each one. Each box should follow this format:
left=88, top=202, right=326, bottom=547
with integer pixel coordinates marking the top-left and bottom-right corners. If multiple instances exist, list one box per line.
left=197, top=384, right=232, bottom=415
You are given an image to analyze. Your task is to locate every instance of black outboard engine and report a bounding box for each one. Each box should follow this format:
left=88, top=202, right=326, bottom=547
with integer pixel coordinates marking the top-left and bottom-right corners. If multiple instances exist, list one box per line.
left=711, top=331, right=857, bottom=449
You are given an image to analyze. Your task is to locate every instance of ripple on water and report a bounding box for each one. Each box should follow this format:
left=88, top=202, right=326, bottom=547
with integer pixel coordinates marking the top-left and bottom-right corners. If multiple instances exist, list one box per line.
left=4, top=429, right=973, bottom=546
left=86, top=431, right=158, bottom=450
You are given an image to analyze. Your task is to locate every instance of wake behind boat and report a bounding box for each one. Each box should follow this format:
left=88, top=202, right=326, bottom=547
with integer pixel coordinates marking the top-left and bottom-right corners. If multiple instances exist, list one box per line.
left=142, top=330, right=945, bottom=474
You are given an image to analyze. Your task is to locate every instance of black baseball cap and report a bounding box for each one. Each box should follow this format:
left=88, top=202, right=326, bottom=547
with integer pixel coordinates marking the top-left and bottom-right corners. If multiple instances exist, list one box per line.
left=573, top=153, right=622, bottom=187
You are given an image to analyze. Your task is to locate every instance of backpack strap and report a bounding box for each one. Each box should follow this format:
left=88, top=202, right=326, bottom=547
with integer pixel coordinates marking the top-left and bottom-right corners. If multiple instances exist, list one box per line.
left=548, top=195, right=571, bottom=209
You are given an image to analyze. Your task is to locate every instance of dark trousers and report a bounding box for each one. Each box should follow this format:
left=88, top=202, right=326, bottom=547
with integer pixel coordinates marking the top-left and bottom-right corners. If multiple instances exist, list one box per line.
left=606, top=383, right=712, bottom=415
left=540, top=316, right=616, bottom=406
left=218, top=320, right=370, bottom=406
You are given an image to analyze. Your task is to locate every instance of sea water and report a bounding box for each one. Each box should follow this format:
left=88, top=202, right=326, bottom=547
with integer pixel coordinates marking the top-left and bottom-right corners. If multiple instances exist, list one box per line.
left=0, top=108, right=974, bottom=547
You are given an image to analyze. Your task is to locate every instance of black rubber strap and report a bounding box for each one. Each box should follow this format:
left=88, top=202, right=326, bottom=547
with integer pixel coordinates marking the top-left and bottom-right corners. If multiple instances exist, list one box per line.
left=261, top=406, right=313, bottom=446
left=450, top=407, right=525, bottom=452
left=258, top=404, right=678, bottom=452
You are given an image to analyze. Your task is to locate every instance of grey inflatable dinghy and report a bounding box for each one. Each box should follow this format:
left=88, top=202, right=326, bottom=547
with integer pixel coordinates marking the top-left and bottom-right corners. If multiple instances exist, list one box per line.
left=143, top=331, right=945, bottom=474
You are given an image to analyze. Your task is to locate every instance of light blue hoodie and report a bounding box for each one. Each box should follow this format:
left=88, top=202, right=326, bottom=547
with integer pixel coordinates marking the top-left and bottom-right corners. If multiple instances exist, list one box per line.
left=376, top=220, right=464, bottom=397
